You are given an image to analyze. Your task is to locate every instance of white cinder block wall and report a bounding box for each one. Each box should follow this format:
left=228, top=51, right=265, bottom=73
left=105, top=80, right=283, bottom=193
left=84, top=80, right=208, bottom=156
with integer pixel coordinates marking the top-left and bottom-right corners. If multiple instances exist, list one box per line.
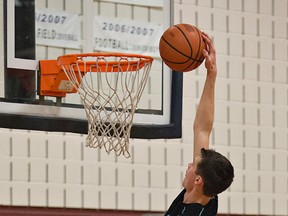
left=1, top=0, right=288, bottom=215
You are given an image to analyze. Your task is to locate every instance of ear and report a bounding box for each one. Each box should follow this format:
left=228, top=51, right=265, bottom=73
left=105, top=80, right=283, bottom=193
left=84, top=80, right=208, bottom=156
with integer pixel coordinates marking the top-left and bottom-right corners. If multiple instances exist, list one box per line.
left=195, top=175, right=203, bottom=185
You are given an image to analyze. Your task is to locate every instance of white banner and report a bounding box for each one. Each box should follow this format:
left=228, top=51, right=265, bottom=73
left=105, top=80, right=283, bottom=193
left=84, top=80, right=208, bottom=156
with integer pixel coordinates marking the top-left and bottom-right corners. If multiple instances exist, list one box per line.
left=93, top=16, right=163, bottom=57
left=35, top=8, right=81, bottom=49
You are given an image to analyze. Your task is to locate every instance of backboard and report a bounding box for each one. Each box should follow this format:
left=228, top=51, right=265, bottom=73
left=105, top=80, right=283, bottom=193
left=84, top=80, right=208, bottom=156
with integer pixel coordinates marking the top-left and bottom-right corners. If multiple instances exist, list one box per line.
left=1, top=0, right=182, bottom=139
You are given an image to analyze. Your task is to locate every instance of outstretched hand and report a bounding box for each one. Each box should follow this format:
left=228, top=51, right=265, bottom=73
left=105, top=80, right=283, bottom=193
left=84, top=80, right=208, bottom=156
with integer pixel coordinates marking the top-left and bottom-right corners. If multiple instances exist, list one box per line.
left=202, top=32, right=217, bottom=77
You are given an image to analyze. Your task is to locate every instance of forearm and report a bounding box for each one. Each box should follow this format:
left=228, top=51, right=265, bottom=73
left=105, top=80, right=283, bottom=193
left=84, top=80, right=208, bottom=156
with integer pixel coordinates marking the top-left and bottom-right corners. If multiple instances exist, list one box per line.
left=193, top=72, right=216, bottom=157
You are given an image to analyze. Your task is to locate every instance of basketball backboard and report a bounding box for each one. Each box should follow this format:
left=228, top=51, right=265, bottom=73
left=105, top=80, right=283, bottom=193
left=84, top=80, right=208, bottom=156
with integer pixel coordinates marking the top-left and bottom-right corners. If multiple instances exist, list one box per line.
left=1, top=0, right=182, bottom=139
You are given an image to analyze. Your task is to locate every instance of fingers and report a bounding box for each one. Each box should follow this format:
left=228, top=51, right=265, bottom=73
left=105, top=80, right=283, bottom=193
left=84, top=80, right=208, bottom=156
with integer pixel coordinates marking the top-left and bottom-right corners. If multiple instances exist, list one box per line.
left=201, top=32, right=215, bottom=54
left=200, top=31, right=217, bottom=75
left=202, top=49, right=209, bottom=58
left=201, top=32, right=212, bottom=44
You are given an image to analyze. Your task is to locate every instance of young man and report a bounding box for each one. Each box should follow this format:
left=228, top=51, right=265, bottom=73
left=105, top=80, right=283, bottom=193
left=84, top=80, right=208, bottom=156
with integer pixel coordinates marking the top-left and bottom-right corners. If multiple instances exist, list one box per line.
left=165, top=32, right=234, bottom=215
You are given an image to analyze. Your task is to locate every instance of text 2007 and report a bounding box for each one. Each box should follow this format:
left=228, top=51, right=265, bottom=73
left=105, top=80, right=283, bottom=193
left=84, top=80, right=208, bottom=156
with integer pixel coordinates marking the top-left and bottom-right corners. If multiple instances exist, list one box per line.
left=36, top=12, right=67, bottom=24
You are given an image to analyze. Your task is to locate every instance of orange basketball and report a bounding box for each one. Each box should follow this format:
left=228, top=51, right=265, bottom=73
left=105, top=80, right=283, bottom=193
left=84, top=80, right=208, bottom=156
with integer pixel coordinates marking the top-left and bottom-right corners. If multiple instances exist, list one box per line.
left=159, top=24, right=206, bottom=72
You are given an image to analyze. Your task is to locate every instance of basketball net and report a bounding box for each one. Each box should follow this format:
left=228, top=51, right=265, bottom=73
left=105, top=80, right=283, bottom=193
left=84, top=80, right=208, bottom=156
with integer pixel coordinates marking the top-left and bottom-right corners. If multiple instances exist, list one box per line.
left=59, top=53, right=153, bottom=157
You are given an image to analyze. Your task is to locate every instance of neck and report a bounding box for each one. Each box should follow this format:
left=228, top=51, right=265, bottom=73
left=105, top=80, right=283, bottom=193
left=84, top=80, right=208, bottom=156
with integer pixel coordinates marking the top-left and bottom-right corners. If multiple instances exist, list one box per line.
left=183, top=189, right=211, bottom=206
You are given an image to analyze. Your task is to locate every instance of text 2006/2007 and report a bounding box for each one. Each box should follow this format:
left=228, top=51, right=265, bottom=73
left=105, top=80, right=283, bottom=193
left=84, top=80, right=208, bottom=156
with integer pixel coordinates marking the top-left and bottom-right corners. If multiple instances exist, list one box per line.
left=101, top=22, right=155, bottom=37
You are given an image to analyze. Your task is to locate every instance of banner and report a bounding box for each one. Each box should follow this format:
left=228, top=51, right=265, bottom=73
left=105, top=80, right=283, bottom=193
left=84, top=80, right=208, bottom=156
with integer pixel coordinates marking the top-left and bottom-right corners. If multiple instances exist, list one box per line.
left=94, top=16, right=163, bottom=57
left=35, top=8, right=81, bottom=49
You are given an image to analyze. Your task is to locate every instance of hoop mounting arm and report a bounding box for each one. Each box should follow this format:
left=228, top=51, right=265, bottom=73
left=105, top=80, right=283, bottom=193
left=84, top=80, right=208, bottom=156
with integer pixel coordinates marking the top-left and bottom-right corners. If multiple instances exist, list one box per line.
left=39, top=59, right=79, bottom=97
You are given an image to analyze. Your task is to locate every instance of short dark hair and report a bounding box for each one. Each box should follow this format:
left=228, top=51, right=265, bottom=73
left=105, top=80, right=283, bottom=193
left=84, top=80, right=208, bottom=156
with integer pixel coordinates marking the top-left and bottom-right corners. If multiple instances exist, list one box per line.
left=196, top=148, right=234, bottom=197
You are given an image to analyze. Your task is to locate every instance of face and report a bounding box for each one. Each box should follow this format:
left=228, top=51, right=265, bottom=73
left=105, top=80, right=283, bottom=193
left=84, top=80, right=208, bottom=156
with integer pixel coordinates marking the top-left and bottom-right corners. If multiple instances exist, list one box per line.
left=182, top=155, right=202, bottom=191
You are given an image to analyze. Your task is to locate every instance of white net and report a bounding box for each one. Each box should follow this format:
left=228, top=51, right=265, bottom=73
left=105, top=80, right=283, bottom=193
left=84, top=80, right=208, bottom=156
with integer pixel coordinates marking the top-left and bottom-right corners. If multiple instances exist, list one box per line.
left=59, top=53, right=153, bottom=157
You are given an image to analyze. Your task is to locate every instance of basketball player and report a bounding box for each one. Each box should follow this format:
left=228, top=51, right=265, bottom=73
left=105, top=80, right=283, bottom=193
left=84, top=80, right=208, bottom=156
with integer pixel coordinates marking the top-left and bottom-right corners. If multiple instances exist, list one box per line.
left=165, top=32, right=234, bottom=215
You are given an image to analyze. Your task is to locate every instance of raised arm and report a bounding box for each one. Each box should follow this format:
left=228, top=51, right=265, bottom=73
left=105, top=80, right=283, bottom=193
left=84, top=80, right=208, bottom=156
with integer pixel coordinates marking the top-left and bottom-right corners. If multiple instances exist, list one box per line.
left=193, top=32, right=217, bottom=159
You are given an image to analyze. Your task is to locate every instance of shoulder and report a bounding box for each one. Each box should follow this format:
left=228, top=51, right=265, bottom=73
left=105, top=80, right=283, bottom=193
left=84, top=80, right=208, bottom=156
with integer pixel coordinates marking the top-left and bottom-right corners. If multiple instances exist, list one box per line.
left=184, top=196, right=218, bottom=215
left=203, top=196, right=218, bottom=215
left=206, top=195, right=218, bottom=208
left=164, top=190, right=186, bottom=215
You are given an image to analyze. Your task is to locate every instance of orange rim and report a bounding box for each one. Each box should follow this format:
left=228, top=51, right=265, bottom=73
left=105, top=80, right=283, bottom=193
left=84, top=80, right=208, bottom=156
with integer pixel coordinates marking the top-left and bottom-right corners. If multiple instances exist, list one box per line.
left=57, top=52, right=153, bottom=72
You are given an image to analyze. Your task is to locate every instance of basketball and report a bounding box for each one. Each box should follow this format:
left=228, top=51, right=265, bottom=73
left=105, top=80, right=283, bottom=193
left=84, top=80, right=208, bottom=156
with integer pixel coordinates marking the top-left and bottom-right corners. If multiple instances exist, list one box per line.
left=159, top=23, right=206, bottom=72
